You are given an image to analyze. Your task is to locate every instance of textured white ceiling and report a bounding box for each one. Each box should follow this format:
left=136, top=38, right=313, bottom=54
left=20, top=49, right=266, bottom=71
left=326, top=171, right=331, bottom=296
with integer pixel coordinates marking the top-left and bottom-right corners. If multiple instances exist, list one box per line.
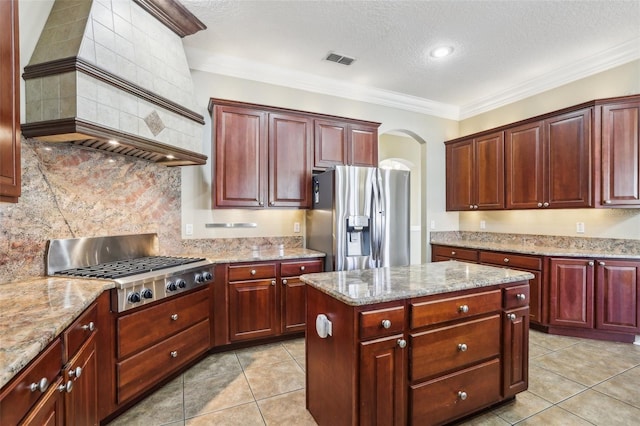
left=181, top=0, right=640, bottom=119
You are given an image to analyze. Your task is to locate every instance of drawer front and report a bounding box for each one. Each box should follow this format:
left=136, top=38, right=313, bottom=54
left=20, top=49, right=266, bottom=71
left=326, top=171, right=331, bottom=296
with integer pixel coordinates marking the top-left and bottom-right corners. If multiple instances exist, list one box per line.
left=281, top=259, right=323, bottom=277
left=410, top=314, right=501, bottom=381
left=359, top=305, right=405, bottom=340
left=411, top=290, right=501, bottom=328
left=117, top=319, right=210, bottom=404
left=0, top=339, right=62, bottom=426
left=480, top=251, right=542, bottom=270
left=503, top=284, right=530, bottom=309
left=410, top=358, right=501, bottom=426
left=64, top=302, right=98, bottom=359
left=432, top=245, right=478, bottom=262
left=228, top=263, right=277, bottom=281
left=117, top=288, right=209, bottom=358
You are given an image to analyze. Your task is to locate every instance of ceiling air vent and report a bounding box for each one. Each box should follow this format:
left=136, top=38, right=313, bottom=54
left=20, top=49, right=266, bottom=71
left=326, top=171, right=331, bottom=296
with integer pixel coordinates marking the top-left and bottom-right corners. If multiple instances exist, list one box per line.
left=325, top=52, right=356, bottom=66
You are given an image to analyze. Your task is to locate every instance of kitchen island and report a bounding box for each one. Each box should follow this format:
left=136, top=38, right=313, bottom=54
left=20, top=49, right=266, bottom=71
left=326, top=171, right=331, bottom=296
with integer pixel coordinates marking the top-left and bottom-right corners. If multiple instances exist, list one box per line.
left=300, top=261, right=533, bottom=426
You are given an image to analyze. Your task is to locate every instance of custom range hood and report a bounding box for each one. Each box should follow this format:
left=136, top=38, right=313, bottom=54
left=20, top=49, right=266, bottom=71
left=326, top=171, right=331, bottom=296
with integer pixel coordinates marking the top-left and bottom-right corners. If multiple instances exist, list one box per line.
left=22, top=0, right=207, bottom=166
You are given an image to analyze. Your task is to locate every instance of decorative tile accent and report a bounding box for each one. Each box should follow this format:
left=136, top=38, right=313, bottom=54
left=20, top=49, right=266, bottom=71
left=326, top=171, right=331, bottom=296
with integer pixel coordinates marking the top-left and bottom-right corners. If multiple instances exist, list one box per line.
left=144, top=110, right=165, bottom=136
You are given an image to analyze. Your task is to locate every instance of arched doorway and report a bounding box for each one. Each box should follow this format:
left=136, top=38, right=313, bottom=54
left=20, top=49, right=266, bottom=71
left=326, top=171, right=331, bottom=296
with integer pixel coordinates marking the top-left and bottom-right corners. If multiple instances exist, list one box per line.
left=378, top=131, right=426, bottom=264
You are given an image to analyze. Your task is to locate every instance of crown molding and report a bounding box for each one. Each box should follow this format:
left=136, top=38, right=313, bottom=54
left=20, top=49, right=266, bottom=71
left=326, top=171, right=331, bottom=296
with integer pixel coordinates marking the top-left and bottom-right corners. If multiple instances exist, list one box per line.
left=186, top=38, right=640, bottom=122
left=185, top=47, right=460, bottom=120
left=459, top=38, right=640, bottom=119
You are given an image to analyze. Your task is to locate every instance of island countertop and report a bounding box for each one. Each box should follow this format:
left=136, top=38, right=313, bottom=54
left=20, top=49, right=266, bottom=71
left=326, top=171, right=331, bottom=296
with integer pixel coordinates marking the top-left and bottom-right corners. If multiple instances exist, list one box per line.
left=300, top=261, right=534, bottom=306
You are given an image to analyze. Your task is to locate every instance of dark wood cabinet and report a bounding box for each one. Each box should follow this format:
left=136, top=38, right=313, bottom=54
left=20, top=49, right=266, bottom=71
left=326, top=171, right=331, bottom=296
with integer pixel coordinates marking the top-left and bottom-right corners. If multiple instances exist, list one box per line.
left=360, top=335, right=406, bottom=425
left=64, top=335, right=98, bottom=426
left=229, top=278, right=278, bottom=341
left=446, top=131, right=504, bottom=211
left=505, top=109, right=592, bottom=209
left=549, top=258, right=594, bottom=328
left=431, top=245, right=478, bottom=263
left=313, top=119, right=379, bottom=170
left=0, top=0, right=20, bottom=202
left=20, top=378, right=65, bottom=426
left=595, top=259, right=640, bottom=333
left=213, top=104, right=267, bottom=208
left=280, top=259, right=323, bottom=334
left=600, top=100, right=640, bottom=206
left=503, top=304, right=529, bottom=397
left=269, top=113, right=313, bottom=207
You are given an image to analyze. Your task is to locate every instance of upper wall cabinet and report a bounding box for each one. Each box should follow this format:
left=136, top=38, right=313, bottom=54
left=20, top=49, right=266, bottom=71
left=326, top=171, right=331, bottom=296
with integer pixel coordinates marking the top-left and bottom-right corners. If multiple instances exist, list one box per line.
left=506, top=108, right=592, bottom=209
left=0, top=0, right=20, bottom=203
left=209, top=99, right=380, bottom=209
left=446, top=131, right=504, bottom=211
left=313, top=119, right=379, bottom=170
left=599, top=99, right=640, bottom=206
left=445, top=94, right=640, bottom=211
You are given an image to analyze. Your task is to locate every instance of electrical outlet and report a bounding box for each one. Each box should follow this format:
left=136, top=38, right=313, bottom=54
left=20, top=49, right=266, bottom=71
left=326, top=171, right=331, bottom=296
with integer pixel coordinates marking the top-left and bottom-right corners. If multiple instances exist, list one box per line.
left=293, top=222, right=301, bottom=233
left=185, top=223, right=193, bottom=235
left=576, top=222, right=585, bottom=234
left=480, top=220, right=486, bottom=229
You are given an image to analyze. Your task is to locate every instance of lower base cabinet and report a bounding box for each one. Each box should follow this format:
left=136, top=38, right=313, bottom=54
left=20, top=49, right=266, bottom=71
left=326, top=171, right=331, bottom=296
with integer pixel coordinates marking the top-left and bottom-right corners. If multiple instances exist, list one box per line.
left=20, top=378, right=65, bottom=426
left=306, top=281, right=529, bottom=426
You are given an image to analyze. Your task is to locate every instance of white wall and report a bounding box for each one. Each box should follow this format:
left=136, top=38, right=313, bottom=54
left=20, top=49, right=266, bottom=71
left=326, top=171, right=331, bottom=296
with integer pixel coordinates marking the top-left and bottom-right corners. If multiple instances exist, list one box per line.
left=182, top=71, right=460, bottom=246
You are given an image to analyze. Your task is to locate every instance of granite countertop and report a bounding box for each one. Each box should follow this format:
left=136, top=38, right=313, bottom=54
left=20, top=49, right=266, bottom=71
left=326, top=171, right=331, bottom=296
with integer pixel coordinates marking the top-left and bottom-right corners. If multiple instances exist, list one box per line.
left=430, top=238, right=640, bottom=259
left=202, top=247, right=325, bottom=263
left=300, top=261, right=534, bottom=306
left=0, top=277, right=114, bottom=389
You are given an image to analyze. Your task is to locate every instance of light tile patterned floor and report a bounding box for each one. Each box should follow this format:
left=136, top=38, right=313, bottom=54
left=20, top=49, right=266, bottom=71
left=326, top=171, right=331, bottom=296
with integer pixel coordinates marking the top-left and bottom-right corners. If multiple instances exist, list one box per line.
left=107, top=331, right=640, bottom=425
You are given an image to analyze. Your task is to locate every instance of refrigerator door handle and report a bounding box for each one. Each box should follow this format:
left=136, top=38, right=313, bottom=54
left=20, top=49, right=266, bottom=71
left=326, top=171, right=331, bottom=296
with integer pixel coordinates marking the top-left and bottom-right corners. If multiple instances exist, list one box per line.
left=370, top=171, right=380, bottom=267
left=376, top=169, right=385, bottom=267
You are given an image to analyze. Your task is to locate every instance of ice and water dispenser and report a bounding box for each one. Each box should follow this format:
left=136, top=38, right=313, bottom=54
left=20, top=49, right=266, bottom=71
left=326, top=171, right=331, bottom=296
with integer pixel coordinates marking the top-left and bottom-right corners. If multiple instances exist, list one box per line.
left=346, top=215, right=371, bottom=257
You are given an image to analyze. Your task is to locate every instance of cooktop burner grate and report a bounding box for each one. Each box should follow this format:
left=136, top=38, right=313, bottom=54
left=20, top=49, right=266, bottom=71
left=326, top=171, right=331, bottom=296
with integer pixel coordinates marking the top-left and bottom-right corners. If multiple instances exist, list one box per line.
left=54, top=256, right=206, bottom=279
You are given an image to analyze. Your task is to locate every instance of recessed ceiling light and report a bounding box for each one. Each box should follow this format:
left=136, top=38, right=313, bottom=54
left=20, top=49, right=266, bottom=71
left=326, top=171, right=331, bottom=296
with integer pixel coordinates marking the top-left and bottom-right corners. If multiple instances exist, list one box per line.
left=430, top=46, right=454, bottom=58
left=108, top=139, right=119, bottom=145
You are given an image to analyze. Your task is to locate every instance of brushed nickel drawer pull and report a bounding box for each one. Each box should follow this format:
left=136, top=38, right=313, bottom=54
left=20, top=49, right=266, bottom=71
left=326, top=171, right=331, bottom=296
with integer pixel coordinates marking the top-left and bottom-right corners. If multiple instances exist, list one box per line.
left=516, top=293, right=526, bottom=301
left=271, top=280, right=276, bottom=286
left=381, top=319, right=392, bottom=329
left=397, top=339, right=407, bottom=348
left=68, top=366, right=82, bottom=379
left=170, top=351, right=178, bottom=358
left=458, top=391, right=468, bottom=400
left=599, top=261, right=606, bottom=266
left=282, top=279, right=288, bottom=285
left=81, top=322, right=95, bottom=332
left=451, top=251, right=456, bottom=256
left=504, top=258, right=510, bottom=263
left=507, top=313, right=517, bottom=321
left=171, top=314, right=178, bottom=321
left=250, top=269, right=256, bottom=276
left=458, top=304, right=469, bottom=313
left=457, top=343, right=468, bottom=352
left=300, top=266, right=306, bottom=271
left=30, top=378, right=49, bottom=393
left=58, top=380, right=73, bottom=393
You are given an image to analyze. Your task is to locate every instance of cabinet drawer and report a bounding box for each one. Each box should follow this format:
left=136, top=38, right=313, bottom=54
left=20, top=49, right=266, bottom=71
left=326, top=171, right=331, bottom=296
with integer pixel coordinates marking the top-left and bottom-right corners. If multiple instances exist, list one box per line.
left=359, top=305, right=405, bottom=340
left=117, top=288, right=209, bottom=358
left=480, top=251, right=542, bottom=270
left=411, top=290, right=501, bottom=328
left=410, top=314, right=500, bottom=381
left=410, top=358, right=501, bottom=426
left=64, top=302, right=98, bottom=360
left=281, top=259, right=323, bottom=276
left=432, top=246, right=478, bottom=262
left=0, top=339, right=62, bottom=426
left=228, top=263, right=276, bottom=281
left=117, top=319, right=210, bottom=404
left=503, top=284, right=530, bottom=309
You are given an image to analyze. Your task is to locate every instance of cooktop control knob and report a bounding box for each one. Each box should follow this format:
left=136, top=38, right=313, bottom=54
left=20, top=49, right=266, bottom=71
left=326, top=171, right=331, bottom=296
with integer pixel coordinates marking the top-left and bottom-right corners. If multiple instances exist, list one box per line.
left=195, top=274, right=205, bottom=283
left=166, top=282, right=177, bottom=292
left=141, top=288, right=153, bottom=299
left=177, top=279, right=187, bottom=289
left=203, top=271, right=213, bottom=281
left=127, top=292, right=141, bottom=304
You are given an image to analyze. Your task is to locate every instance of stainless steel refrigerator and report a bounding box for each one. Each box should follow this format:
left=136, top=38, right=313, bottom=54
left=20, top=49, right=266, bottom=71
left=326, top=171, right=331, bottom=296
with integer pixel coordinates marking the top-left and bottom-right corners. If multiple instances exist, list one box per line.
left=306, top=165, right=410, bottom=271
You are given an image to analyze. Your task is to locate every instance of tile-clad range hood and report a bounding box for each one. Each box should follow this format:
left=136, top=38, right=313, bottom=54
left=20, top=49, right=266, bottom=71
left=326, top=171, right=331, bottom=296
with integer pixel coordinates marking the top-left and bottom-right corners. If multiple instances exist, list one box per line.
left=21, top=0, right=208, bottom=166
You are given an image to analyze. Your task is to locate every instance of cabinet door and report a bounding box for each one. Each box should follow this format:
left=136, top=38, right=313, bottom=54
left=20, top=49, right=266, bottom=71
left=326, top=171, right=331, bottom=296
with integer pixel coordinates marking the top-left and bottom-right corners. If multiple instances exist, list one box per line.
left=544, top=108, right=592, bottom=208
left=475, top=132, right=505, bottom=209
left=601, top=101, right=640, bottom=206
left=213, top=105, right=267, bottom=207
left=0, top=0, right=20, bottom=202
left=314, top=119, right=348, bottom=169
left=281, top=276, right=306, bottom=334
left=446, top=139, right=474, bottom=211
left=348, top=123, right=378, bottom=167
left=64, top=335, right=98, bottom=426
left=20, top=378, right=64, bottom=426
left=269, top=113, right=313, bottom=207
left=596, top=260, right=640, bottom=333
left=229, top=279, right=277, bottom=341
left=503, top=307, right=529, bottom=398
left=549, top=258, right=594, bottom=328
left=360, top=335, right=406, bottom=426
left=505, top=122, right=544, bottom=209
